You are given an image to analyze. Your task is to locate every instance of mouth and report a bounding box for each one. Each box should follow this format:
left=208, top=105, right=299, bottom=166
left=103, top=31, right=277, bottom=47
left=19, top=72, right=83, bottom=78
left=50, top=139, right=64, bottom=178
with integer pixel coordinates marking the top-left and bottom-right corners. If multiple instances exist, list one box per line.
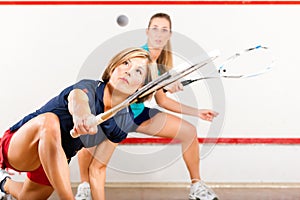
left=119, top=77, right=129, bottom=84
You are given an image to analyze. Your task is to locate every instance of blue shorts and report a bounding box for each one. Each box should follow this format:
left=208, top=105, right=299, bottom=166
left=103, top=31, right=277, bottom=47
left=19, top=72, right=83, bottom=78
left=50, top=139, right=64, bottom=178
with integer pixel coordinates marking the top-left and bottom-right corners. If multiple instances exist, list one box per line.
left=133, top=107, right=161, bottom=126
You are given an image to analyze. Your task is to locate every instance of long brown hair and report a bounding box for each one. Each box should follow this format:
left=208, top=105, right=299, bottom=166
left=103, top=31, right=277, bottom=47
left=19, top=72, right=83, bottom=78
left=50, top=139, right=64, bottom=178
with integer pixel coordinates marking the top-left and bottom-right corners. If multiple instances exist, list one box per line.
left=148, top=13, right=173, bottom=74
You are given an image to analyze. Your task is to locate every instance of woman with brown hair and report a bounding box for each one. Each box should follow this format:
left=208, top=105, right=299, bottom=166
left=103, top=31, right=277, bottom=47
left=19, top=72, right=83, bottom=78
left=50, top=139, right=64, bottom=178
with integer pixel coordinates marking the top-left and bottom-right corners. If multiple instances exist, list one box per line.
left=0, top=47, right=153, bottom=200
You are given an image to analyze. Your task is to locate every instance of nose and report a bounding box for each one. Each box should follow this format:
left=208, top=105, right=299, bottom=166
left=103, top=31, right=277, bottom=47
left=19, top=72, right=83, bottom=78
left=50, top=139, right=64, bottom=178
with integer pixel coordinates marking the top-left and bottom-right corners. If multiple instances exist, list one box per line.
left=156, top=31, right=163, bottom=37
left=125, top=71, right=131, bottom=77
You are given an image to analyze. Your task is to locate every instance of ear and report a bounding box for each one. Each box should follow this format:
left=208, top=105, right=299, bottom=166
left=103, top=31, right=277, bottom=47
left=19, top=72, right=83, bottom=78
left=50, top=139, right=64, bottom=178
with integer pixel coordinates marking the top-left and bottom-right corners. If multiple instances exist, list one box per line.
left=145, top=28, right=149, bottom=36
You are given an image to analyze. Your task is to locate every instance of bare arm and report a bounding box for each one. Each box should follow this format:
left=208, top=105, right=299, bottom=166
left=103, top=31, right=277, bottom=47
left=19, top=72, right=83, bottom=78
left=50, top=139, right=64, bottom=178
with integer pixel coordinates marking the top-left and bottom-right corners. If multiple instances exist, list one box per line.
left=155, top=89, right=218, bottom=121
left=68, top=89, right=97, bottom=135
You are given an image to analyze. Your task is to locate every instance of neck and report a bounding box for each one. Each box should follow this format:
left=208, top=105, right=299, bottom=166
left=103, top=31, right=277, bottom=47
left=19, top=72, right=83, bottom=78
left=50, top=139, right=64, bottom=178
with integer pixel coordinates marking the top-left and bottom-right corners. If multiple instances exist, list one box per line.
left=103, top=83, right=128, bottom=111
left=148, top=46, right=163, bottom=62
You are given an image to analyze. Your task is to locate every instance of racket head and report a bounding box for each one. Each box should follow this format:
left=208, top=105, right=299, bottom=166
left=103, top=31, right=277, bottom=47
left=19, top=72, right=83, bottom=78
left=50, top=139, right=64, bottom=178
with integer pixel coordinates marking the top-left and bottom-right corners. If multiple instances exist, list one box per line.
left=218, top=45, right=275, bottom=79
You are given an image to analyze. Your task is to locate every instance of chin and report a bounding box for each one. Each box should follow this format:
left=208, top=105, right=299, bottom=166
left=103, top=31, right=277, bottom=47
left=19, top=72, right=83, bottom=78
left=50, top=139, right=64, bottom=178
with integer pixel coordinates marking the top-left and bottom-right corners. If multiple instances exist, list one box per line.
left=153, top=44, right=164, bottom=49
left=114, top=86, right=131, bottom=95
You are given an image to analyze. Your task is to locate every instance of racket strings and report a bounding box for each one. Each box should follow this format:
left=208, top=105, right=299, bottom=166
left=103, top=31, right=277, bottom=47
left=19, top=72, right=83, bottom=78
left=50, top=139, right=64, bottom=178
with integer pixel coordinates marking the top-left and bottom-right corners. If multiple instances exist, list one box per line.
left=218, top=45, right=274, bottom=78
left=180, top=45, right=275, bottom=87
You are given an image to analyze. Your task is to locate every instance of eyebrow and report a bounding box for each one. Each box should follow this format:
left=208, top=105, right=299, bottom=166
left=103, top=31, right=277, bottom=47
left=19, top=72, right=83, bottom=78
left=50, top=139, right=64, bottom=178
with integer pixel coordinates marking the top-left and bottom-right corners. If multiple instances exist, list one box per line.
left=151, top=25, right=169, bottom=29
left=137, top=66, right=146, bottom=72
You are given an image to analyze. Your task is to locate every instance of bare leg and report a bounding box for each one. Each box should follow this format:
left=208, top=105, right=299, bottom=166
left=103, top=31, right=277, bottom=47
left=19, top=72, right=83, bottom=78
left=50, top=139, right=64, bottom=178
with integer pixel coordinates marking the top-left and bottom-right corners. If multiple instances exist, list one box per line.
left=5, top=178, right=54, bottom=200
left=89, top=140, right=117, bottom=200
left=6, top=113, right=74, bottom=199
left=136, top=112, right=201, bottom=182
left=78, top=148, right=93, bottom=183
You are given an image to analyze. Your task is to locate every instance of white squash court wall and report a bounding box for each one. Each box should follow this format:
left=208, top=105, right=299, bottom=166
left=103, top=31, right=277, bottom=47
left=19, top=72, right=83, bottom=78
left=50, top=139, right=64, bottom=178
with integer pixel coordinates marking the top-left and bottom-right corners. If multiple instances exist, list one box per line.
left=0, top=3, right=300, bottom=184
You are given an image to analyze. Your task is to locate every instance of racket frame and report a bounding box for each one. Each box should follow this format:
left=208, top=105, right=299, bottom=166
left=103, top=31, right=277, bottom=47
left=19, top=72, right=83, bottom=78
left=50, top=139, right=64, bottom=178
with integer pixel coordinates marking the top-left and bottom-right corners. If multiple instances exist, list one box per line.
left=178, top=45, right=275, bottom=88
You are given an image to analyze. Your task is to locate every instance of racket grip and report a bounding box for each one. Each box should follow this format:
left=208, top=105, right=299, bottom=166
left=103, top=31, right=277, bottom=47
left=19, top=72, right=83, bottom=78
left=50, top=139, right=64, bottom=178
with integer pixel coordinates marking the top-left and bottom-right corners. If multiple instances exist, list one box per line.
left=70, top=129, right=79, bottom=138
left=181, top=80, right=192, bottom=86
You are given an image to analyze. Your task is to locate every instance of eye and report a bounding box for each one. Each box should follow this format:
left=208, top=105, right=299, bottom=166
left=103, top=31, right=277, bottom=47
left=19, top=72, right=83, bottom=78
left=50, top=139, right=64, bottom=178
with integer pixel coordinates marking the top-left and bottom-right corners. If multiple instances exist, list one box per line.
left=162, top=28, right=169, bottom=33
left=136, top=68, right=143, bottom=75
left=123, top=60, right=129, bottom=66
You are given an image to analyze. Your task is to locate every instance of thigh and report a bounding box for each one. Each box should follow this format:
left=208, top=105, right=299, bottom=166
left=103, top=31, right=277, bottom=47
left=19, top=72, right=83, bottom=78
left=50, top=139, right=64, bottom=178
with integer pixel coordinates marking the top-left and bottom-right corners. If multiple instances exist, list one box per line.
left=92, top=140, right=118, bottom=166
left=8, top=113, right=59, bottom=171
left=136, top=112, right=195, bottom=140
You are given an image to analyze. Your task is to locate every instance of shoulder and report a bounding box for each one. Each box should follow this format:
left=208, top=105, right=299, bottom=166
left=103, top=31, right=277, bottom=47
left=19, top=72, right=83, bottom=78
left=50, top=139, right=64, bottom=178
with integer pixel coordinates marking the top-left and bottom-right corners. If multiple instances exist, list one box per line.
left=75, top=79, right=101, bottom=87
left=73, top=79, right=103, bottom=94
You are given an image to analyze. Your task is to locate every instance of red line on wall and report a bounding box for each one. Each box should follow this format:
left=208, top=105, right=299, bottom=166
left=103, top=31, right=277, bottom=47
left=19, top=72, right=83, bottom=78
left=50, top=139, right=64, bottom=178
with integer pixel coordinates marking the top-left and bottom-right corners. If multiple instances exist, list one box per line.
left=121, top=137, right=300, bottom=145
left=0, top=1, right=300, bottom=5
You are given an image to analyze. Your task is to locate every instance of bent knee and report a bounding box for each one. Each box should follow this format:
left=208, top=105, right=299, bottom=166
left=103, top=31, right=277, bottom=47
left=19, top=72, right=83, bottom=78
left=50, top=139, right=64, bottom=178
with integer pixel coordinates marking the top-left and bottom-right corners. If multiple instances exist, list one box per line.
left=181, top=124, right=197, bottom=141
left=36, top=113, right=60, bottom=139
left=38, top=113, right=60, bottom=130
left=89, top=163, right=106, bottom=178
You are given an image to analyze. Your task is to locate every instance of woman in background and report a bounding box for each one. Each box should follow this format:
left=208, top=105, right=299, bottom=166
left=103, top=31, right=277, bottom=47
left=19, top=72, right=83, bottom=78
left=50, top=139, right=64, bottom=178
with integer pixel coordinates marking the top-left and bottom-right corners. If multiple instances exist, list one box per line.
left=76, top=13, right=219, bottom=200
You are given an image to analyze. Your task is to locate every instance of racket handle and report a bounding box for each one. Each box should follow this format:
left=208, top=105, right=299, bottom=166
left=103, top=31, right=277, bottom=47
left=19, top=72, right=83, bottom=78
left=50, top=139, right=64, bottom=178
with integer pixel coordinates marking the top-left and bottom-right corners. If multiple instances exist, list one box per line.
left=70, top=129, right=80, bottom=138
left=181, top=80, right=193, bottom=86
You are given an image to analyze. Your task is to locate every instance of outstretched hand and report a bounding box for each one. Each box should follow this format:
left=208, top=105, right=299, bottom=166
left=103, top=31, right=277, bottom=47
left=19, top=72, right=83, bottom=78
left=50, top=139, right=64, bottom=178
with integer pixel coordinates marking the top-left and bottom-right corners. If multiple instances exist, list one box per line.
left=198, top=109, right=219, bottom=122
left=72, top=114, right=98, bottom=136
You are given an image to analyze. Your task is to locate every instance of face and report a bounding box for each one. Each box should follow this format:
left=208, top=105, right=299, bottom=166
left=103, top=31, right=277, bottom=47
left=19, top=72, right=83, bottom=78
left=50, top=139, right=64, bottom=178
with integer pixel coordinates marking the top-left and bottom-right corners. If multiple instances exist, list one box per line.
left=146, top=17, right=171, bottom=49
left=109, top=57, right=148, bottom=95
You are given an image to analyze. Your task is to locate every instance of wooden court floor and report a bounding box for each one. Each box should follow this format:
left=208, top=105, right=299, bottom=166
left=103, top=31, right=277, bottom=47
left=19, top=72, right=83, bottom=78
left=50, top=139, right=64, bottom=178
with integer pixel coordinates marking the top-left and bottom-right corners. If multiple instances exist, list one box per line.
left=46, top=186, right=300, bottom=200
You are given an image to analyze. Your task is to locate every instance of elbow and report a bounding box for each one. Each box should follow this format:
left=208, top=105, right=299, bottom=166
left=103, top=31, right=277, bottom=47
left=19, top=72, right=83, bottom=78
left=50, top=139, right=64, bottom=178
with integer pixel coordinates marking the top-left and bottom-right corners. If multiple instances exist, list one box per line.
left=154, top=92, right=168, bottom=108
left=68, top=89, right=88, bottom=101
left=156, top=99, right=167, bottom=108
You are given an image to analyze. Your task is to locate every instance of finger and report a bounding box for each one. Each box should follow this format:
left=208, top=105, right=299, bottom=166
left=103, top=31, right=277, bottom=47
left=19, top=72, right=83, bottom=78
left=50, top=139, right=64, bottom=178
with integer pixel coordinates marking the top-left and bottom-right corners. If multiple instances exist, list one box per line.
left=211, top=111, right=219, bottom=117
left=88, top=126, right=98, bottom=134
left=204, top=113, right=214, bottom=121
left=207, top=111, right=218, bottom=117
left=77, top=122, right=90, bottom=134
left=178, top=83, right=184, bottom=91
left=205, top=117, right=212, bottom=122
left=208, top=112, right=216, bottom=117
